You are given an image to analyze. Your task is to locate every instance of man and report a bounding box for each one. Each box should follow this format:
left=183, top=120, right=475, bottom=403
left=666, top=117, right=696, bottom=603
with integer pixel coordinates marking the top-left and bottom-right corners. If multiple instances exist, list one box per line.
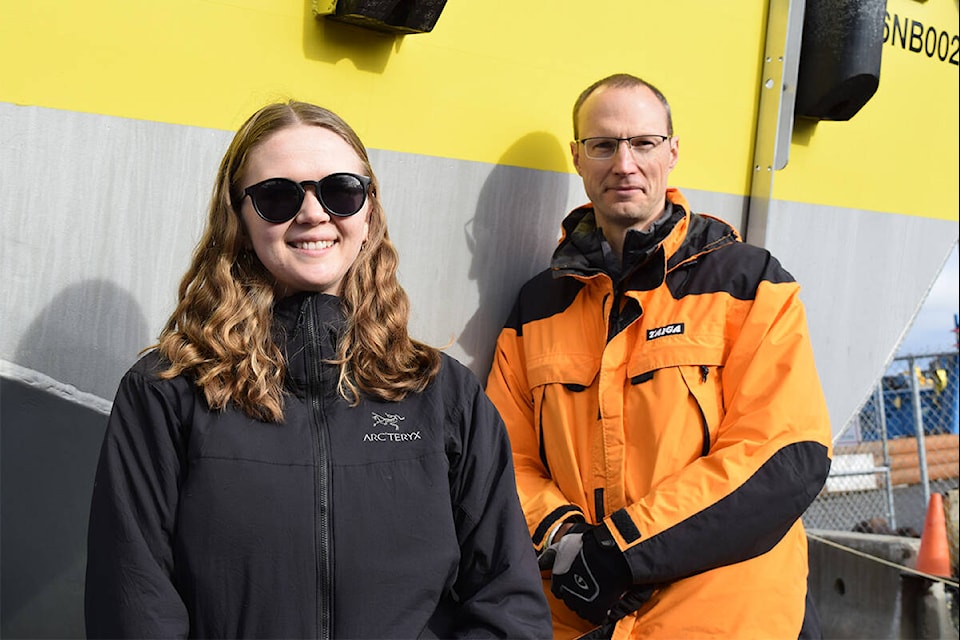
left=485, top=73, right=833, bottom=639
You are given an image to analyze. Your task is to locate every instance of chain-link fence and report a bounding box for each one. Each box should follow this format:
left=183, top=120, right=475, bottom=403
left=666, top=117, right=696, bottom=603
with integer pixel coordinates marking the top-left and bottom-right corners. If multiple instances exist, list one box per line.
left=804, top=351, right=959, bottom=538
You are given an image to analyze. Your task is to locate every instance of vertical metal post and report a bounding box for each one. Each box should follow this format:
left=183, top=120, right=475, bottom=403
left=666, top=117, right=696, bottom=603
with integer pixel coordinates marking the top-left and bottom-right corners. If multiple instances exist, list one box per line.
left=744, top=0, right=805, bottom=246
left=875, top=382, right=896, bottom=529
left=908, top=357, right=931, bottom=507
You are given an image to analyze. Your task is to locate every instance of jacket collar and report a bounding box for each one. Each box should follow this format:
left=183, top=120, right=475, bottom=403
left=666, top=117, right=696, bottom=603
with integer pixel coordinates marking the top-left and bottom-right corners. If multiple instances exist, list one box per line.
left=551, top=188, right=692, bottom=290
left=273, top=292, right=345, bottom=396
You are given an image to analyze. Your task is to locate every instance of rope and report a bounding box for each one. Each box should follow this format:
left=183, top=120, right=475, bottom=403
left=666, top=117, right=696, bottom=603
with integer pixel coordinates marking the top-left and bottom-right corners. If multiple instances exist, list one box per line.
left=807, top=532, right=959, bottom=589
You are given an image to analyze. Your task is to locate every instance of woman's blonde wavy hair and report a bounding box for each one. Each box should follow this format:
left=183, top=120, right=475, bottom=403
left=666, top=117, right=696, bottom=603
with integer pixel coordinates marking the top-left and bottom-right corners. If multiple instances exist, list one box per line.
left=155, top=100, right=441, bottom=422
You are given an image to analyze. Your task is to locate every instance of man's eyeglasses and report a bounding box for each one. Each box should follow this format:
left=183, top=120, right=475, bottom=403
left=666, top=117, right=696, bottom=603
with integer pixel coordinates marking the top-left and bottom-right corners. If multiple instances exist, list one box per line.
left=239, top=173, right=372, bottom=223
left=577, top=135, right=670, bottom=160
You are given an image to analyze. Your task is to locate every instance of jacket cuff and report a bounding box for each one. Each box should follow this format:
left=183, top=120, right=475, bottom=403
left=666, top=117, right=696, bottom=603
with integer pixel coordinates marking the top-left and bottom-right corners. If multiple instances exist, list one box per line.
left=534, top=505, right=585, bottom=549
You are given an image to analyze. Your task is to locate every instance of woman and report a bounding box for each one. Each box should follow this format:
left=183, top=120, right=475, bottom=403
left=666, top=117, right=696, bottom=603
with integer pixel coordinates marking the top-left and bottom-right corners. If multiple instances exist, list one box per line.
left=85, top=101, right=551, bottom=638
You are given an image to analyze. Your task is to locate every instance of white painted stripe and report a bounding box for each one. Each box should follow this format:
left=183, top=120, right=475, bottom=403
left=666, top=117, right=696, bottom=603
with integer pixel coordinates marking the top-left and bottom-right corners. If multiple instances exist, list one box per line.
left=0, top=359, right=112, bottom=416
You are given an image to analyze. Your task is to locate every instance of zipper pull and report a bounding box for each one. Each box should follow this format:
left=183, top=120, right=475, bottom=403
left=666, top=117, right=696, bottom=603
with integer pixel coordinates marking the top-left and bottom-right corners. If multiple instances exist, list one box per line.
left=700, top=365, right=709, bottom=383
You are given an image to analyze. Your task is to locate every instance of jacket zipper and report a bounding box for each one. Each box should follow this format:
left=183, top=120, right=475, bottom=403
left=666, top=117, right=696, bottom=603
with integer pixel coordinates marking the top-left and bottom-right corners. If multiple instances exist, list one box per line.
left=606, top=288, right=621, bottom=342
left=305, top=304, right=333, bottom=640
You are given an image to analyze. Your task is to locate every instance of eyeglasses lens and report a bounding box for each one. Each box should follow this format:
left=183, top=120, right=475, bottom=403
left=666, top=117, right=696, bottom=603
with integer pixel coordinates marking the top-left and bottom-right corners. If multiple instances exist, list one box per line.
left=584, top=140, right=614, bottom=158
left=320, top=174, right=367, bottom=217
left=254, top=180, right=303, bottom=222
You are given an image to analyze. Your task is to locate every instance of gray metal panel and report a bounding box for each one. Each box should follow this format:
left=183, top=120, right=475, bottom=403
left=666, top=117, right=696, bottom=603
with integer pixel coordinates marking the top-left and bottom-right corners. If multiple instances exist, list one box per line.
left=680, top=188, right=747, bottom=237
left=764, top=200, right=958, bottom=438
left=368, top=147, right=583, bottom=377
left=1, top=103, right=231, bottom=400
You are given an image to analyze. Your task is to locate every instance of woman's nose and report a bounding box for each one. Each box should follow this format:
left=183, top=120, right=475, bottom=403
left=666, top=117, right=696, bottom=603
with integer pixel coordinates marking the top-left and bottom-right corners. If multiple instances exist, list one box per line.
left=295, top=187, right=332, bottom=224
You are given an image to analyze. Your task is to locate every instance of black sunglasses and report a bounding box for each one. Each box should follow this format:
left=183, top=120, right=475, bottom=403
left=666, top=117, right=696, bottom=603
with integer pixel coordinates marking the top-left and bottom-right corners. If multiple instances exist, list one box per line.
left=240, top=173, right=372, bottom=223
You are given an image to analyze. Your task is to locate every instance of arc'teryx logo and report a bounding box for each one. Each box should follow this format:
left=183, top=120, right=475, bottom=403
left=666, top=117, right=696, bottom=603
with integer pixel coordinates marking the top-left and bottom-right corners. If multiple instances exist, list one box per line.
left=647, top=322, right=684, bottom=340
left=372, top=412, right=404, bottom=429
left=363, top=412, right=422, bottom=443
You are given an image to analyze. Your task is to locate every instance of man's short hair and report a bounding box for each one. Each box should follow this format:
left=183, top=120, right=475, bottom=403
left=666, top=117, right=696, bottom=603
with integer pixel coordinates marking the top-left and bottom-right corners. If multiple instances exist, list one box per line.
left=572, top=73, right=673, bottom=139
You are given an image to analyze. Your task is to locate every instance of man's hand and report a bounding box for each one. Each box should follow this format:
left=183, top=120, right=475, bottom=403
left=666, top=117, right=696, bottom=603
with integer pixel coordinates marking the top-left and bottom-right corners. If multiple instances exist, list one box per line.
left=547, top=525, right=634, bottom=625
left=538, top=522, right=588, bottom=571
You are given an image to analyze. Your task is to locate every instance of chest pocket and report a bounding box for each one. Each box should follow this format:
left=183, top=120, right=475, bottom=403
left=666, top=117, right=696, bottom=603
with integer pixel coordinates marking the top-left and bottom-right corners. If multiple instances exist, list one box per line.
left=526, top=353, right=601, bottom=476
left=627, top=334, right=726, bottom=456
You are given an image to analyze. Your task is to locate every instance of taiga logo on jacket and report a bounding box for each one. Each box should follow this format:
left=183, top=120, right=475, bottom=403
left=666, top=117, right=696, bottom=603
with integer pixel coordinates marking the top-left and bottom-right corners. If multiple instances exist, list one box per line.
left=647, top=323, right=685, bottom=340
left=363, top=412, right=422, bottom=442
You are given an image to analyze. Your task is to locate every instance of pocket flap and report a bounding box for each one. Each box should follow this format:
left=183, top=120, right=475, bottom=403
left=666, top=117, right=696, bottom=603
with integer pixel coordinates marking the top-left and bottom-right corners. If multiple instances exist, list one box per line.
left=627, top=332, right=726, bottom=378
left=526, top=352, right=601, bottom=389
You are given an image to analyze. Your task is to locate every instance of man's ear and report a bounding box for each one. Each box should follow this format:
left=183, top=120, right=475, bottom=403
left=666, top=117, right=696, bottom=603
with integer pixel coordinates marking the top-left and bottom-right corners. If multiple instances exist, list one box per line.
left=668, top=136, right=680, bottom=172
left=570, top=140, right=582, bottom=175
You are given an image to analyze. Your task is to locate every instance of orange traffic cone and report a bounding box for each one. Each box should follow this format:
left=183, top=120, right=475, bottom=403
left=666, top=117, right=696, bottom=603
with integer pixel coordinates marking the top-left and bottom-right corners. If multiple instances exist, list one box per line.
left=916, top=492, right=952, bottom=578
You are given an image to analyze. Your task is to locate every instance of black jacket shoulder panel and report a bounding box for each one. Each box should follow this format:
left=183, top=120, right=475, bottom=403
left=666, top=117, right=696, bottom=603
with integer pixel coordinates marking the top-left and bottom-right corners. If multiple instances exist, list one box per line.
left=503, top=268, right=588, bottom=335
left=667, top=215, right=797, bottom=301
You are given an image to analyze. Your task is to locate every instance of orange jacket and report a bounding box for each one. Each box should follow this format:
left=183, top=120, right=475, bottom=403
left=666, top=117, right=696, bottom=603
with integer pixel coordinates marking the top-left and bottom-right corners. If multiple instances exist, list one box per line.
left=486, top=190, right=832, bottom=639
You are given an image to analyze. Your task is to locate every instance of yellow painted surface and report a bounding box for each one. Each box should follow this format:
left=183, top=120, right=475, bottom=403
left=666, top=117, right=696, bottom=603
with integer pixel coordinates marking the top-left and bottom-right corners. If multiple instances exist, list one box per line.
left=0, top=1, right=763, bottom=195
left=1, top=1, right=956, bottom=219
left=774, top=0, right=959, bottom=220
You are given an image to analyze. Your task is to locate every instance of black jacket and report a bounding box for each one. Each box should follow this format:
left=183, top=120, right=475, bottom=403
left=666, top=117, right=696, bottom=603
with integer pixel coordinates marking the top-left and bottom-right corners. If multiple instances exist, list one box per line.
left=85, top=292, right=551, bottom=639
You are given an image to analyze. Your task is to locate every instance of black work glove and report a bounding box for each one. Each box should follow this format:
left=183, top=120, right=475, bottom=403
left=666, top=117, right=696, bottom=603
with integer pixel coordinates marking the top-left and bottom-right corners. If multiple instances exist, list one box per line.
left=548, top=524, right=633, bottom=625
left=606, top=585, right=655, bottom=621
